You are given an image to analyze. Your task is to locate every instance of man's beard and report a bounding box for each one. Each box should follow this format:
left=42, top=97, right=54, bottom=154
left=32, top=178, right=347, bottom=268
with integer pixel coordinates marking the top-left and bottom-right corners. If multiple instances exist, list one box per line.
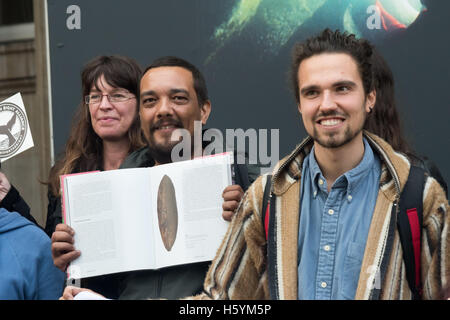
left=146, top=118, right=184, bottom=164
left=312, top=125, right=357, bottom=149
left=147, top=139, right=175, bottom=165
left=311, top=109, right=366, bottom=149
left=148, top=135, right=196, bottom=164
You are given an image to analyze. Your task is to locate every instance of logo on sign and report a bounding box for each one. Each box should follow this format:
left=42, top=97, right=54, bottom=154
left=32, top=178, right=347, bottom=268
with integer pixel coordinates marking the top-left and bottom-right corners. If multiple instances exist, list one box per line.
left=0, top=102, right=27, bottom=158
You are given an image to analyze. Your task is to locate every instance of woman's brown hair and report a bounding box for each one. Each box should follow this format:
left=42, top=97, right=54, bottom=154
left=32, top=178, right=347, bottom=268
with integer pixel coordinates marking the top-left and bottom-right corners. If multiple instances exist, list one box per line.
left=364, top=49, right=412, bottom=154
left=48, top=55, right=145, bottom=196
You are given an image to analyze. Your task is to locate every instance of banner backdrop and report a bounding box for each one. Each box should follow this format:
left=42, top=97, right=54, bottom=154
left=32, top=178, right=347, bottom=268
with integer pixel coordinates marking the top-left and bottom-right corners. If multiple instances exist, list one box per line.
left=47, top=0, right=449, bottom=184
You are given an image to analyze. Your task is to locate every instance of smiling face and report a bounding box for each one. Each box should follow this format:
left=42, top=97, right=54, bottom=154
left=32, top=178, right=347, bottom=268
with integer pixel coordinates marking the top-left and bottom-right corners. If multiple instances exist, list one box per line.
left=88, top=75, right=138, bottom=142
left=297, top=53, right=375, bottom=149
left=140, top=66, right=211, bottom=164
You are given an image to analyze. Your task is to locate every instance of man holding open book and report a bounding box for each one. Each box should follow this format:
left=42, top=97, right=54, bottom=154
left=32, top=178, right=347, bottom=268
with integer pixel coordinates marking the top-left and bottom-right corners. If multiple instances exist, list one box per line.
left=53, top=56, right=259, bottom=299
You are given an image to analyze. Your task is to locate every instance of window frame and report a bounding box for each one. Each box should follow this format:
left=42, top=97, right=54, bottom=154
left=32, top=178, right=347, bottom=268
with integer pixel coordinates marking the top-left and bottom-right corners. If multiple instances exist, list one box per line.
left=0, top=22, right=34, bottom=43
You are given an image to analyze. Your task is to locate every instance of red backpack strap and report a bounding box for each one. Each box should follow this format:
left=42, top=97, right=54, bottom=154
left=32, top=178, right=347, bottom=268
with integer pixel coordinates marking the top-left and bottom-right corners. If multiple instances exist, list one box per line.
left=261, top=175, right=272, bottom=241
left=407, top=208, right=421, bottom=289
left=397, top=165, right=425, bottom=299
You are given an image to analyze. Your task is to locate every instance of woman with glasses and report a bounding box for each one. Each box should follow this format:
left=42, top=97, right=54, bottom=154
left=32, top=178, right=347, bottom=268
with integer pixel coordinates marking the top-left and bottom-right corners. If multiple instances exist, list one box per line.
left=45, top=55, right=146, bottom=297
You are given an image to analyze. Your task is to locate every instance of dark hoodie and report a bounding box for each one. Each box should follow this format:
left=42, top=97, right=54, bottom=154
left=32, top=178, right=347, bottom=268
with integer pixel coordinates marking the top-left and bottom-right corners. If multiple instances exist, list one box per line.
left=0, top=208, right=65, bottom=299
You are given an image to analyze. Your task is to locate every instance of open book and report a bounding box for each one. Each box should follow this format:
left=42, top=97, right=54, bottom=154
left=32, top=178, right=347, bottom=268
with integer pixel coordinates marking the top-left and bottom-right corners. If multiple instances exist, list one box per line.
left=61, top=152, right=233, bottom=279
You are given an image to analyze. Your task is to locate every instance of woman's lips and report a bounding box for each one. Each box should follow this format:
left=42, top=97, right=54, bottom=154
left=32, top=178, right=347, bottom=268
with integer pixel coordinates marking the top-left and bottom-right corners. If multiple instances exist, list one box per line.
left=98, top=117, right=118, bottom=124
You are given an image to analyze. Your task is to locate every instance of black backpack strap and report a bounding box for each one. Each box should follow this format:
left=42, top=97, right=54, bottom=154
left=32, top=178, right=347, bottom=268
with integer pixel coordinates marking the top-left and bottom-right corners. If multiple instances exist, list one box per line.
left=233, top=156, right=251, bottom=191
left=261, top=175, right=272, bottom=241
left=397, top=165, right=426, bottom=299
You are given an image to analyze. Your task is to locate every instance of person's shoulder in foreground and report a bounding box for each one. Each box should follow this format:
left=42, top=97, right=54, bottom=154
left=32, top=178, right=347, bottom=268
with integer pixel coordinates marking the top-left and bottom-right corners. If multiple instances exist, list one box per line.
left=0, top=208, right=65, bottom=299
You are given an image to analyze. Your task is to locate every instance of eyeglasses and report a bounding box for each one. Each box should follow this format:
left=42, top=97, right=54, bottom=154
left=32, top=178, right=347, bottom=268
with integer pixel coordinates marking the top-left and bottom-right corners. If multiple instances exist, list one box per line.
left=85, top=92, right=136, bottom=105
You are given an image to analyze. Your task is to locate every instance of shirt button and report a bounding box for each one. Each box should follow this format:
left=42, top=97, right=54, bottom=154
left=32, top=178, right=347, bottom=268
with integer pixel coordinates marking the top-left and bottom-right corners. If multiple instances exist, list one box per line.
left=328, top=209, right=334, bottom=215
left=324, top=245, right=331, bottom=251
left=319, top=179, right=324, bottom=185
left=348, top=195, right=353, bottom=201
left=313, top=191, right=317, bottom=197
left=320, top=282, right=327, bottom=288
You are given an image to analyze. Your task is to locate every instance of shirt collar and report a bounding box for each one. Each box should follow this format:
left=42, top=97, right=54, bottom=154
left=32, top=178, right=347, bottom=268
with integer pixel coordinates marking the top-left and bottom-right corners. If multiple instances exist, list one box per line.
left=344, top=138, right=376, bottom=196
left=306, top=138, right=376, bottom=198
left=307, top=147, right=325, bottom=197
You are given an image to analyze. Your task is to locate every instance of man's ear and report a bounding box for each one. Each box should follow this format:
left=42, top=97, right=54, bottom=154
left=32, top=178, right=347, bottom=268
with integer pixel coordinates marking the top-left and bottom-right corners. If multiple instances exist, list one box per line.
left=200, top=100, right=212, bottom=125
left=297, top=102, right=302, bottom=114
left=365, top=89, right=376, bottom=113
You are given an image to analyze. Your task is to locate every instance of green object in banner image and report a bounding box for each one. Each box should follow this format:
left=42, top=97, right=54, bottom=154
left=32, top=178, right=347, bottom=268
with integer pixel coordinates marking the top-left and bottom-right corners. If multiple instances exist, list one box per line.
left=207, top=0, right=426, bottom=63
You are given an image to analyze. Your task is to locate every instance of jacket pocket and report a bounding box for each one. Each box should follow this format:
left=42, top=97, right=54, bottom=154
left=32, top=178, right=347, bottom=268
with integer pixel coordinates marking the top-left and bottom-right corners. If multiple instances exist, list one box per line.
left=341, top=241, right=365, bottom=299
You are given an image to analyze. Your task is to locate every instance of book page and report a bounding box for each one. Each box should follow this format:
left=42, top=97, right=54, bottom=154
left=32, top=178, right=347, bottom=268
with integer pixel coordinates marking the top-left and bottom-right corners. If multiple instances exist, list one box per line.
left=149, top=153, right=232, bottom=269
left=181, top=164, right=230, bottom=260
left=65, top=168, right=155, bottom=279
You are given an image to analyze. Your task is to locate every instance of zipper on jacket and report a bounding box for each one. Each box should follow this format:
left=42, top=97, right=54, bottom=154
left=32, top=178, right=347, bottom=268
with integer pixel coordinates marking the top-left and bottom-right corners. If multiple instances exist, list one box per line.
left=267, top=190, right=280, bottom=299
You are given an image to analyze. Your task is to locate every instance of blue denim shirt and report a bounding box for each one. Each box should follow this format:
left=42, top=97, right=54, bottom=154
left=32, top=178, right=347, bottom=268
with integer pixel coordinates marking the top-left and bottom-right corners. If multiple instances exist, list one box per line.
left=297, top=138, right=381, bottom=300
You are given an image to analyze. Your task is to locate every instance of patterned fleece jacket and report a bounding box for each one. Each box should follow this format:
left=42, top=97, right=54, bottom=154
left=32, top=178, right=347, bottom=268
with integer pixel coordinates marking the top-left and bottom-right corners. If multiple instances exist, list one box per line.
left=192, top=131, right=449, bottom=300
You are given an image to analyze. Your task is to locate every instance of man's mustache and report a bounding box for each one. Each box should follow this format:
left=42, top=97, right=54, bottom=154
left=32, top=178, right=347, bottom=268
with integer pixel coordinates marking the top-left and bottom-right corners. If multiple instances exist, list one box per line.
left=313, top=110, right=347, bottom=121
left=150, top=119, right=183, bottom=132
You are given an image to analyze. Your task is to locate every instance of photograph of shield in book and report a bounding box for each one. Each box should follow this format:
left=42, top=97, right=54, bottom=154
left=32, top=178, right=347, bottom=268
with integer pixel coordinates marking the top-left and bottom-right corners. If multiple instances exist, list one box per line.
left=157, top=175, right=178, bottom=251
